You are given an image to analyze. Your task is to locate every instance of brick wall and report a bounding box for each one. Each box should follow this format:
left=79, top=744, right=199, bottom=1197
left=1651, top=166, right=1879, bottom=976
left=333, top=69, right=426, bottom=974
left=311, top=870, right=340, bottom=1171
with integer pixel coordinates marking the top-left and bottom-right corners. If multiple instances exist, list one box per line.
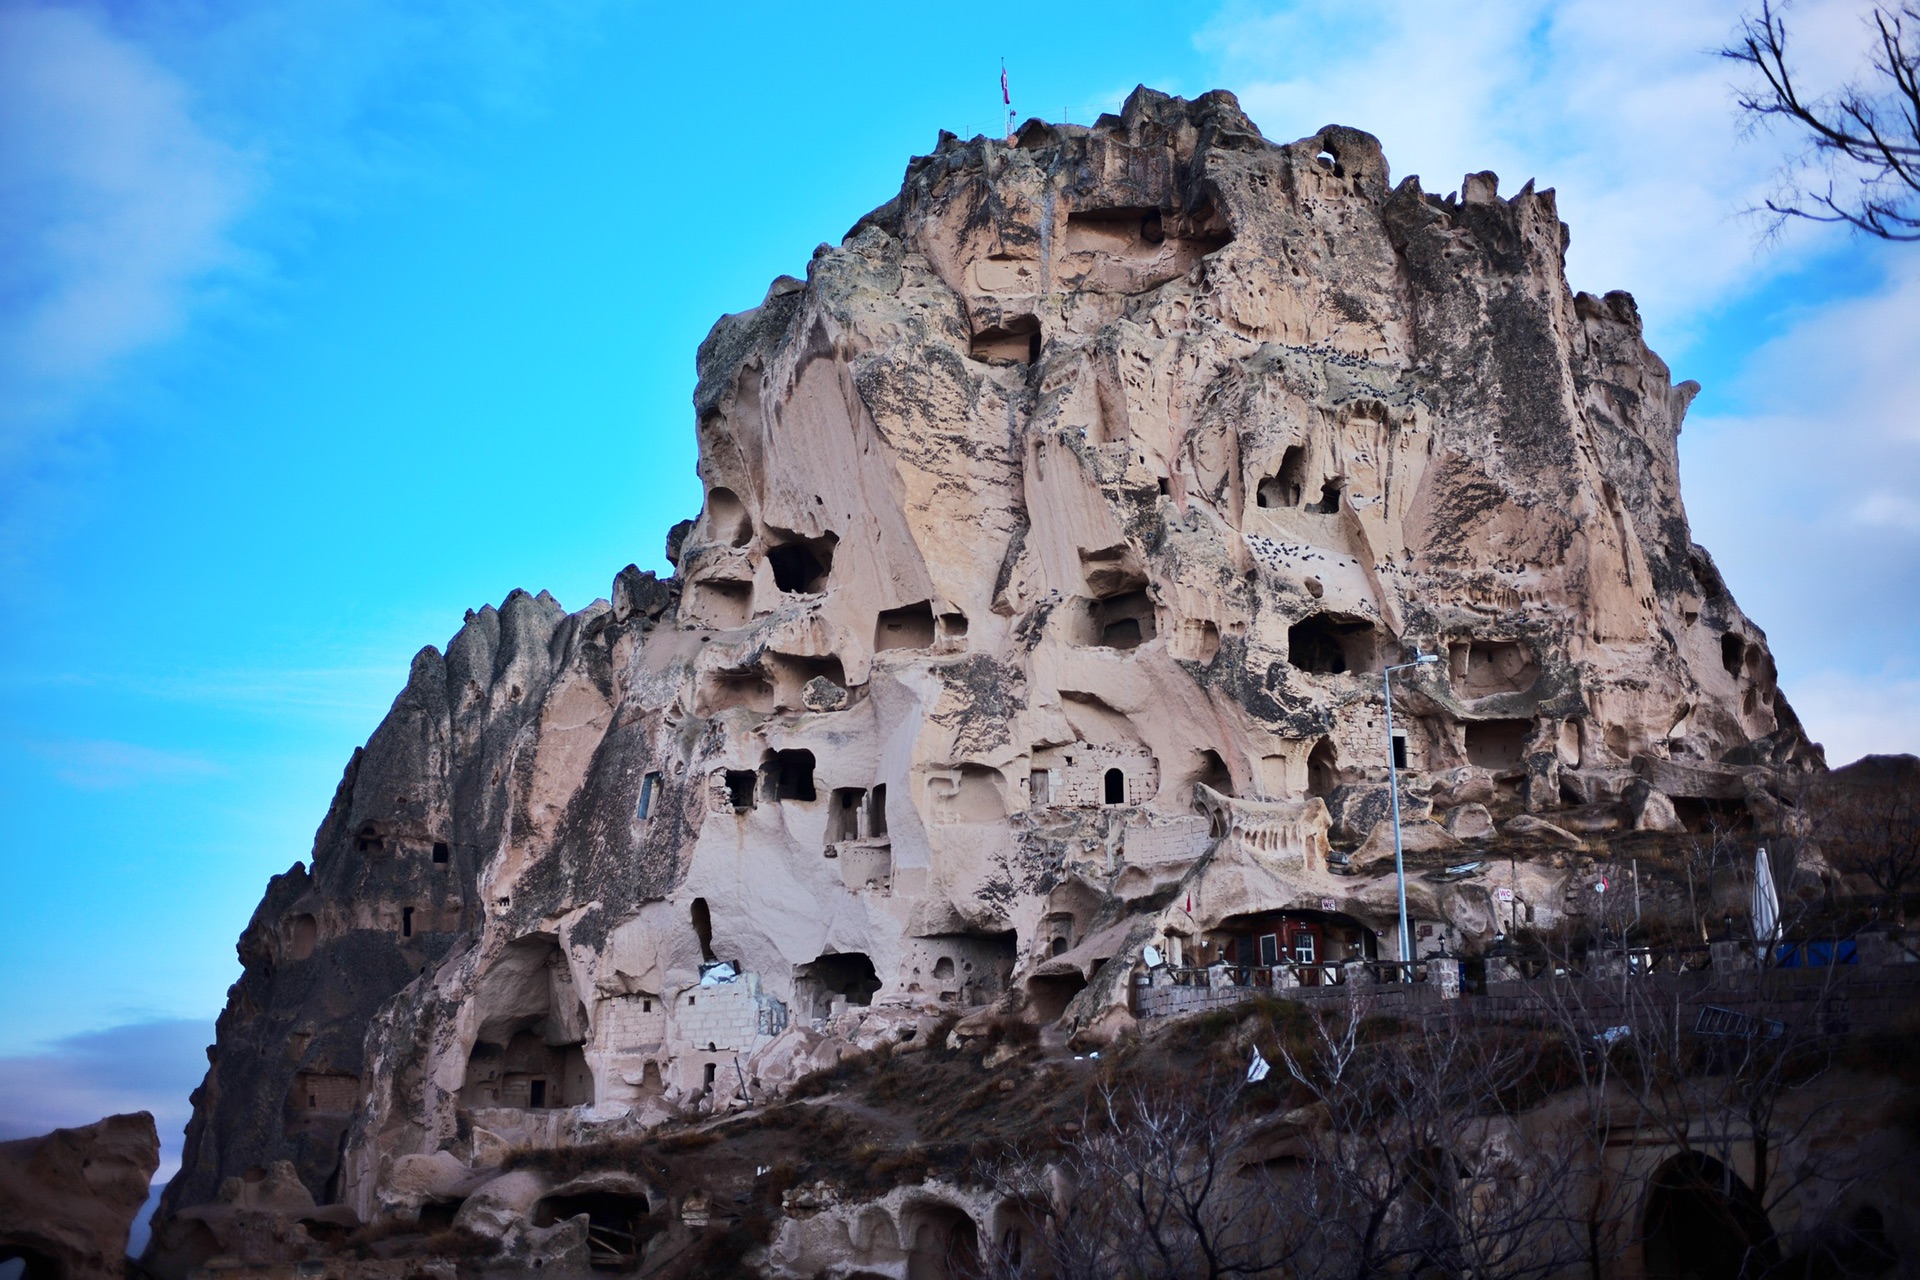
left=1031, top=741, right=1159, bottom=808
left=1121, top=815, right=1211, bottom=867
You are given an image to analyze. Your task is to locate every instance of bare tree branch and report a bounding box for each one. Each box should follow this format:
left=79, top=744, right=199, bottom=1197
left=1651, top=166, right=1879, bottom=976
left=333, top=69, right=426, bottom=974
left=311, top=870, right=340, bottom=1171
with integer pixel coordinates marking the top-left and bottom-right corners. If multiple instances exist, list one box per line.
left=1724, top=1, right=1920, bottom=240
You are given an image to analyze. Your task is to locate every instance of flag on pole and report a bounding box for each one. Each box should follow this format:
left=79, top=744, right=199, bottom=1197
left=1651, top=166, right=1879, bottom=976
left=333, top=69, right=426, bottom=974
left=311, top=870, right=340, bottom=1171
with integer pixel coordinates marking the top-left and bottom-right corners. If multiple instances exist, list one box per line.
left=1246, top=1046, right=1270, bottom=1084
left=1001, top=64, right=1010, bottom=105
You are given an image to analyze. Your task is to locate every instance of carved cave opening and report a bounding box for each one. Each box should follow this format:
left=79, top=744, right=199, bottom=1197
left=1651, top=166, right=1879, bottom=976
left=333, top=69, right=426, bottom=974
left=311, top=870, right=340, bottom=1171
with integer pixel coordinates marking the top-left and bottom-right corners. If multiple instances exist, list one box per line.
left=1288, top=613, right=1377, bottom=674
left=1721, top=632, right=1748, bottom=678
left=459, top=1033, right=589, bottom=1109
left=704, top=486, right=752, bottom=548
left=1449, top=640, right=1540, bottom=698
left=1256, top=445, right=1307, bottom=508
left=723, top=770, right=757, bottom=811
left=458, top=948, right=591, bottom=1113
left=431, top=840, right=450, bottom=864
left=793, top=952, right=882, bottom=1019
left=533, top=1192, right=653, bottom=1270
left=768, top=652, right=851, bottom=710
left=701, top=666, right=774, bottom=715
left=691, top=898, right=715, bottom=961
left=761, top=749, right=816, bottom=802
left=911, top=931, right=1017, bottom=1001
left=1216, top=909, right=1380, bottom=975
left=766, top=530, right=838, bottom=593
left=1306, top=476, right=1344, bottom=514
left=1025, top=971, right=1087, bottom=1023
left=1195, top=748, right=1234, bottom=797
left=458, top=934, right=594, bottom=1113
left=1464, top=719, right=1533, bottom=772
left=905, top=1201, right=981, bottom=1280
left=1104, top=768, right=1126, bottom=804
left=930, top=764, right=1007, bottom=823
left=969, top=314, right=1041, bottom=365
left=1641, top=1153, right=1777, bottom=1280
left=1087, top=590, right=1155, bottom=650
left=876, top=601, right=936, bottom=651
left=1307, top=738, right=1339, bottom=798
left=827, top=785, right=888, bottom=843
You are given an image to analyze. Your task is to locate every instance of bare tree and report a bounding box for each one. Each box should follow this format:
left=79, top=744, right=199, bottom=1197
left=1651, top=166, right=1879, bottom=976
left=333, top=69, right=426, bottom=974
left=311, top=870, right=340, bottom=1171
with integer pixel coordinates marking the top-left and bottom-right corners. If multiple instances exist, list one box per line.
left=1275, top=995, right=1589, bottom=1280
left=1813, top=758, right=1920, bottom=925
left=998, top=995, right=1594, bottom=1280
left=984, top=1069, right=1316, bottom=1280
left=1532, top=930, right=1886, bottom=1279
left=1724, top=1, right=1920, bottom=240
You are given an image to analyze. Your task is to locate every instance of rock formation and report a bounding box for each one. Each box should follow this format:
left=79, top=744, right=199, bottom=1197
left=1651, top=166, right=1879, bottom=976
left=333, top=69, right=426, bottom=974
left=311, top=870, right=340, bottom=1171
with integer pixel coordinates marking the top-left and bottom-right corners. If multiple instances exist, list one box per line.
left=1, top=1112, right=159, bottom=1280
left=147, top=87, right=1823, bottom=1271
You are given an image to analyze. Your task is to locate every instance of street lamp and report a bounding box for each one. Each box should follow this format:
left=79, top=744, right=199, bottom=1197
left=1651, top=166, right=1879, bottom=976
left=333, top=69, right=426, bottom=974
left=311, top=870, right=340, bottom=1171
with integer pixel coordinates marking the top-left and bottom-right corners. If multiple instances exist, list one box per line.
left=1385, top=650, right=1440, bottom=969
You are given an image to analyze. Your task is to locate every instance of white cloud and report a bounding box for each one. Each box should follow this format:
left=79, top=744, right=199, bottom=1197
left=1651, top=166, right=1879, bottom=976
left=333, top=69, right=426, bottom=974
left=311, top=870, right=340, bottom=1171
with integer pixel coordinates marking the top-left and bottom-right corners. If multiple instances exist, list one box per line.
left=1195, top=0, right=1864, bottom=347
left=1681, top=252, right=1920, bottom=759
left=0, top=0, right=611, bottom=483
left=0, top=5, right=250, bottom=409
left=1854, top=492, right=1920, bottom=532
left=27, top=738, right=225, bottom=789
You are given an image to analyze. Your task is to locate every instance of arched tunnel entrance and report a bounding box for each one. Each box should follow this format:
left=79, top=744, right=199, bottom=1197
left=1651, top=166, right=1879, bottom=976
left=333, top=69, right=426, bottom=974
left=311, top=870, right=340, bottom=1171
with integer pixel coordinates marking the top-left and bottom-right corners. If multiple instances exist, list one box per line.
left=1641, top=1153, right=1777, bottom=1280
left=1025, top=971, right=1087, bottom=1023
left=904, top=1200, right=980, bottom=1280
left=534, top=1190, right=653, bottom=1270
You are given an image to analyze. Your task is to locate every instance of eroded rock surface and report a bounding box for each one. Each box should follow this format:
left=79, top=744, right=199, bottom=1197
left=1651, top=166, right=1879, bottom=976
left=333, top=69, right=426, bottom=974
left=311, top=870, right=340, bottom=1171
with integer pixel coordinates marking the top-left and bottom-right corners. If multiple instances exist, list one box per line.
left=1, top=1112, right=159, bottom=1280
left=148, top=87, right=1820, bottom=1272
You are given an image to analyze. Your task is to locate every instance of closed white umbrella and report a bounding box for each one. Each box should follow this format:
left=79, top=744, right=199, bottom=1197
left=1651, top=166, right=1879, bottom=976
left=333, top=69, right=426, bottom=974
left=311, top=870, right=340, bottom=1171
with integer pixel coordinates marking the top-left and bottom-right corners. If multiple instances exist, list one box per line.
left=1752, top=845, right=1781, bottom=963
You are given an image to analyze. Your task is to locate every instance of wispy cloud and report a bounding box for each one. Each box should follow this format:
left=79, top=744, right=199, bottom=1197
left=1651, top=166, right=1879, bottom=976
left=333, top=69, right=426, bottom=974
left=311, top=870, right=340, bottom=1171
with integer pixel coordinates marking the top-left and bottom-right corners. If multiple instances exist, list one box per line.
left=0, top=0, right=612, bottom=559
left=0, top=3, right=250, bottom=440
left=1195, top=0, right=1862, bottom=345
left=26, top=737, right=224, bottom=789
left=1682, top=251, right=1920, bottom=758
left=0, top=1016, right=209, bottom=1175
left=0, top=1015, right=212, bottom=1251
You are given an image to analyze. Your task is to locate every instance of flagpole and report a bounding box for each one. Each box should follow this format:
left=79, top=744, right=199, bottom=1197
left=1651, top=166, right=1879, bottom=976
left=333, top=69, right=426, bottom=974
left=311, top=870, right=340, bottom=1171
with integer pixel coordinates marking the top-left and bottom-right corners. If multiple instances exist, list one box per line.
left=1001, top=59, right=1013, bottom=142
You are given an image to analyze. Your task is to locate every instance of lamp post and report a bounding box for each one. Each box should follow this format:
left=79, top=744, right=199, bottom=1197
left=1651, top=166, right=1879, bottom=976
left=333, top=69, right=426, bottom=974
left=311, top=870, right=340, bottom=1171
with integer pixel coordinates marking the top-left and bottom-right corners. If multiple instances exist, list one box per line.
left=1385, top=651, right=1440, bottom=969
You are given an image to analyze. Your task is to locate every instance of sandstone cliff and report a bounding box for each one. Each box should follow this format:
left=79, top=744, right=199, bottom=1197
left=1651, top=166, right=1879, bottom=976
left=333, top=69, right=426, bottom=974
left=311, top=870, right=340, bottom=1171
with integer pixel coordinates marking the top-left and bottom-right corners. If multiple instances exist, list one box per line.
left=147, top=87, right=1820, bottom=1271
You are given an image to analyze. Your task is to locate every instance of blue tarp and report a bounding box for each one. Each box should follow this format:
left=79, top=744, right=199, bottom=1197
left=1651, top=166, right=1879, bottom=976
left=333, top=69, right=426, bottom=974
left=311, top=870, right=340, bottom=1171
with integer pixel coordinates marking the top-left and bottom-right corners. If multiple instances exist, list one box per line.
left=1773, top=939, right=1859, bottom=968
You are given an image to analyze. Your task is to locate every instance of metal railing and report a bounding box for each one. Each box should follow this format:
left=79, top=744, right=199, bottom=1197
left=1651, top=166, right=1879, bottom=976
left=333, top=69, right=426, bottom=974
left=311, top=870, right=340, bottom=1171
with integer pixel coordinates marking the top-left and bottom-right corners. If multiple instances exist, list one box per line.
left=1163, top=960, right=1433, bottom=988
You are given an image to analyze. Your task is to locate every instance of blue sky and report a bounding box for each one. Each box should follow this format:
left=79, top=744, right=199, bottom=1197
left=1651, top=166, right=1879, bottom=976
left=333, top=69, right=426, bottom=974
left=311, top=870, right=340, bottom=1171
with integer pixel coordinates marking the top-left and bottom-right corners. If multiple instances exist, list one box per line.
left=1, top=0, right=1915, bottom=1194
